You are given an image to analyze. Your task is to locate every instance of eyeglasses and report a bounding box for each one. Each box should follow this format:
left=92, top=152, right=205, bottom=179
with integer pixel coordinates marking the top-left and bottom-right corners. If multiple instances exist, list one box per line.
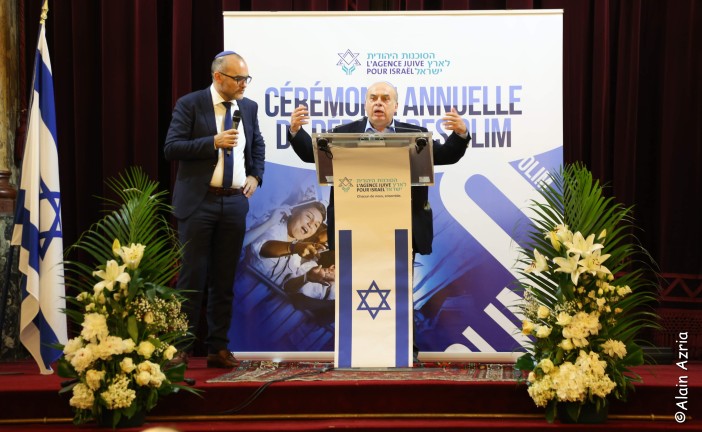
left=219, top=71, right=253, bottom=85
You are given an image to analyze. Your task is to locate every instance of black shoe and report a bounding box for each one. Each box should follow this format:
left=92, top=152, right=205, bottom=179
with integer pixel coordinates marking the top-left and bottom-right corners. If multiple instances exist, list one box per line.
left=413, top=347, right=421, bottom=366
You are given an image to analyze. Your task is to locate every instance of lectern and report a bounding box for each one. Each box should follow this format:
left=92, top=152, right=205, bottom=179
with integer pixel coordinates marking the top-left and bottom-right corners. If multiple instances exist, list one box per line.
left=311, top=132, right=435, bottom=186
left=311, top=132, right=434, bottom=368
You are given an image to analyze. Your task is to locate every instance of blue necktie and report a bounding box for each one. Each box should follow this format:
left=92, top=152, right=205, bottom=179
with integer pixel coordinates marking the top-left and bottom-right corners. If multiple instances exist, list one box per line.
left=222, top=102, right=233, bottom=188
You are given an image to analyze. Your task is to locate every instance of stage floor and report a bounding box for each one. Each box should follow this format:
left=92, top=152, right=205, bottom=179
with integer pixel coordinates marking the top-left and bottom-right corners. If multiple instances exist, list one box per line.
left=0, top=358, right=699, bottom=431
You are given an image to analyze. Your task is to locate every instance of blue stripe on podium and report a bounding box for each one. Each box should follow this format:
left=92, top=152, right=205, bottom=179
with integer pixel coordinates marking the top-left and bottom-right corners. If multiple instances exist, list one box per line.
left=338, top=230, right=353, bottom=368
left=395, top=229, right=410, bottom=367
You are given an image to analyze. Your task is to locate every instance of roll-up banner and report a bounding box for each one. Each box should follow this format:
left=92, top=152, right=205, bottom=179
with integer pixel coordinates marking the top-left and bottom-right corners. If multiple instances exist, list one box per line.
left=224, top=10, right=563, bottom=361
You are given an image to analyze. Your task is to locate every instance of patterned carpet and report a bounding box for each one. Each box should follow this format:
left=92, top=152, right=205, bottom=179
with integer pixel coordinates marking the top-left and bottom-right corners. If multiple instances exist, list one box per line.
left=207, top=361, right=522, bottom=383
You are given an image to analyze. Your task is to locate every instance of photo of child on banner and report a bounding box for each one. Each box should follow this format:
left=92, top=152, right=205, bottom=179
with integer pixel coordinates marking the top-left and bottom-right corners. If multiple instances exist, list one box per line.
left=243, top=190, right=336, bottom=323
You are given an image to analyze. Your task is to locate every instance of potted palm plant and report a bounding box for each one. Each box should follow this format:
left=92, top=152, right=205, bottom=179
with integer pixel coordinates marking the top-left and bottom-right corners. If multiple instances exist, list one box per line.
left=514, top=162, right=660, bottom=423
left=56, top=167, right=199, bottom=427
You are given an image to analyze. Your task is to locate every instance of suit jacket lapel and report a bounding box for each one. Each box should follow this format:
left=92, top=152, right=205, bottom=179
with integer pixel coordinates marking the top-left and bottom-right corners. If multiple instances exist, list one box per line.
left=237, top=99, right=248, bottom=138
left=199, top=89, right=218, bottom=136
left=351, top=117, right=367, bottom=133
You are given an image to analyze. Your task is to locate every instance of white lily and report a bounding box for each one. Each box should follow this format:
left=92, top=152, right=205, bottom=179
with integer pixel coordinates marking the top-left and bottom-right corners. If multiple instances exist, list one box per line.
left=526, top=249, right=550, bottom=273
left=553, top=254, right=585, bottom=285
left=555, top=224, right=572, bottom=244
left=93, top=260, right=131, bottom=293
left=118, top=243, right=146, bottom=270
left=564, top=232, right=603, bottom=258
left=112, top=239, right=121, bottom=257
left=545, top=229, right=561, bottom=251
left=597, top=228, right=607, bottom=241
left=578, top=249, right=612, bottom=279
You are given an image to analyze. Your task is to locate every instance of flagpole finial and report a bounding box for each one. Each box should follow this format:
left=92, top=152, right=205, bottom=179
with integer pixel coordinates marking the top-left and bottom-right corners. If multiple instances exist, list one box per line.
left=40, top=0, right=49, bottom=24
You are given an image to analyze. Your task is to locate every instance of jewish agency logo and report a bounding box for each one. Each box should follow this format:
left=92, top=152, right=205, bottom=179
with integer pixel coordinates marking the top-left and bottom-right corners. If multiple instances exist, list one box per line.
left=337, top=49, right=360, bottom=75
left=338, top=176, right=353, bottom=192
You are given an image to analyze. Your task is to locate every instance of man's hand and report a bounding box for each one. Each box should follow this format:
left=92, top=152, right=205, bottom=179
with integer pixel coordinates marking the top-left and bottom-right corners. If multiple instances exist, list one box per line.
left=290, top=105, right=310, bottom=134
left=441, top=107, right=467, bottom=135
left=242, top=175, right=258, bottom=197
left=291, top=241, right=326, bottom=259
left=307, top=265, right=335, bottom=284
left=214, top=128, right=239, bottom=151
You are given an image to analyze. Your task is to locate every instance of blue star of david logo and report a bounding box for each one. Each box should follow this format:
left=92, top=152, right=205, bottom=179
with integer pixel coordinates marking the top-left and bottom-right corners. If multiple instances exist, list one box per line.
left=337, top=49, right=361, bottom=66
left=337, top=49, right=361, bottom=76
left=38, top=178, right=62, bottom=260
left=357, top=280, right=391, bottom=319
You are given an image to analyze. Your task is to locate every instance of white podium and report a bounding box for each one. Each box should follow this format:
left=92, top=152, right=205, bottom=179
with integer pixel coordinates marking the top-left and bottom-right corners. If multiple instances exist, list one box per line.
left=312, top=132, right=434, bottom=368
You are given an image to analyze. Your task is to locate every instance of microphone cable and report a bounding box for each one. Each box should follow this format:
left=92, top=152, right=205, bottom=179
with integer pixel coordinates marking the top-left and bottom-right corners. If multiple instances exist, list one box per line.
left=220, top=366, right=333, bottom=414
left=316, top=137, right=333, bottom=160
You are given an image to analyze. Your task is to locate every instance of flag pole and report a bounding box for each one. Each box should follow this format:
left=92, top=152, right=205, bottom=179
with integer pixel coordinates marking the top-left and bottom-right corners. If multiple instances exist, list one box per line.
left=41, top=0, right=49, bottom=24
left=7, top=0, right=66, bottom=374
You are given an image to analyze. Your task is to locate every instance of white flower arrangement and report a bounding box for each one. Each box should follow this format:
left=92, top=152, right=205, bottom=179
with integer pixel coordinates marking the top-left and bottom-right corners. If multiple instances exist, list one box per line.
left=515, top=164, right=660, bottom=423
left=56, top=168, right=198, bottom=427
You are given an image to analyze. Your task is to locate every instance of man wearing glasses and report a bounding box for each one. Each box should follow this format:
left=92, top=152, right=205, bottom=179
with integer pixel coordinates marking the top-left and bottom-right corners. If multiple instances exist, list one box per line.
left=164, top=51, right=266, bottom=369
left=286, top=81, right=469, bottom=362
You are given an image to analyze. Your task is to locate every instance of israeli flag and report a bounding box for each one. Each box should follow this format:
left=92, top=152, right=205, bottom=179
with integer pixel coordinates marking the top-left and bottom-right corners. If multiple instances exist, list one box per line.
left=337, top=229, right=412, bottom=368
left=11, top=24, right=67, bottom=375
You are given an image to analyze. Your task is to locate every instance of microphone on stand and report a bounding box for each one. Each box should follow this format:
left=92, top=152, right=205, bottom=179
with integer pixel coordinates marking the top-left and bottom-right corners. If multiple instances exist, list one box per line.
left=316, top=137, right=333, bottom=159
left=228, top=109, right=241, bottom=156
left=394, top=125, right=428, bottom=153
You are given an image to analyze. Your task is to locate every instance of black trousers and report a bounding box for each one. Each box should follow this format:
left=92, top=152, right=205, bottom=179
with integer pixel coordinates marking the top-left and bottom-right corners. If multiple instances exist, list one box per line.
left=176, top=192, right=248, bottom=353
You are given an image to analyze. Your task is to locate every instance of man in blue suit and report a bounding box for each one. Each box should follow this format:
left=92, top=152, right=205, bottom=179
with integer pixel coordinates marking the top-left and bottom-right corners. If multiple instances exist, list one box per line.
left=287, top=81, right=469, bottom=256
left=165, top=51, right=266, bottom=368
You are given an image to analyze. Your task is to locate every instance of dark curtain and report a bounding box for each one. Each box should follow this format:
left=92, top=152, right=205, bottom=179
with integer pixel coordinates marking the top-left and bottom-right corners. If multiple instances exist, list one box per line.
left=18, top=0, right=702, bottom=275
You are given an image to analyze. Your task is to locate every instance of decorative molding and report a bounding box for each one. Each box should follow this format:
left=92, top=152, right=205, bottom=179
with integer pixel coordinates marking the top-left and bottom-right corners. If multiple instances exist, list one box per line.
left=659, top=273, right=702, bottom=303
left=0, top=171, right=17, bottom=215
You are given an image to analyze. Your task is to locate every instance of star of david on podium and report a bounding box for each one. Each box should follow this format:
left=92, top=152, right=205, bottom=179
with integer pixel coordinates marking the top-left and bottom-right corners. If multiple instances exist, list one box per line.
left=356, top=281, right=391, bottom=319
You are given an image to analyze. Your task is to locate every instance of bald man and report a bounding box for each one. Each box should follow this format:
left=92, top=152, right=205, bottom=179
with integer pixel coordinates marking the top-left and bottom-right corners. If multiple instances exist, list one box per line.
left=165, top=51, right=266, bottom=368
left=287, top=81, right=469, bottom=255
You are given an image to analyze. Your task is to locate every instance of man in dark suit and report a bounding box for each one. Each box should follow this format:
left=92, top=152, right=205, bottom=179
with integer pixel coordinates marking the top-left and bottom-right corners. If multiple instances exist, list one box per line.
left=287, top=81, right=469, bottom=362
left=164, top=51, right=266, bottom=368
left=287, top=81, right=470, bottom=256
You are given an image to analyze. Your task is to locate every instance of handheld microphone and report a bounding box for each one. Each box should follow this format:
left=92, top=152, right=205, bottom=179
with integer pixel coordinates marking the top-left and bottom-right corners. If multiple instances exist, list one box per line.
left=232, top=109, right=241, bottom=129
left=228, top=109, right=241, bottom=155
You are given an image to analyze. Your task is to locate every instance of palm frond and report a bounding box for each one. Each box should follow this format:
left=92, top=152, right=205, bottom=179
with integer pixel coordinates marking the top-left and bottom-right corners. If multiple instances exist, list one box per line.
left=65, top=166, right=182, bottom=303
left=514, top=162, right=660, bottom=420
